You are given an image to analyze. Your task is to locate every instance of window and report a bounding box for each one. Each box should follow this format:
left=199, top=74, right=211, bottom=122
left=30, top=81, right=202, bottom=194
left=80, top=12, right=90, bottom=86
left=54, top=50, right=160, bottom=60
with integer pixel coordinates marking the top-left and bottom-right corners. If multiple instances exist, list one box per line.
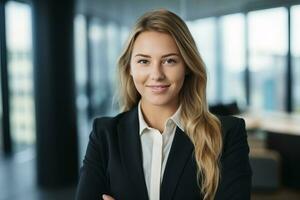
left=5, top=1, right=35, bottom=152
left=248, top=7, right=288, bottom=111
left=74, top=14, right=88, bottom=126
left=88, top=19, right=124, bottom=117
left=0, top=65, right=2, bottom=154
left=74, top=14, right=90, bottom=160
left=220, top=13, right=246, bottom=107
left=106, top=22, right=121, bottom=115
left=187, top=18, right=217, bottom=104
left=89, top=19, right=111, bottom=116
left=291, top=5, right=300, bottom=112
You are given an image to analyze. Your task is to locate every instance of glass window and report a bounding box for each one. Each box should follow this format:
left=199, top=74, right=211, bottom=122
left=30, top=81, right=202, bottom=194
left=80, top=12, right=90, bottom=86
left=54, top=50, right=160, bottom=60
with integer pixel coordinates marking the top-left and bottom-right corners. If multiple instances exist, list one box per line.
left=89, top=19, right=119, bottom=116
left=187, top=18, right=217, bottom=104
left=291, top=5, right=300, bottom=112
left=5, top=1, right=35, bottom=152
left=106, top=22, right=121, bottom=115
left=74, top=14, right=88, bottom=125
left=74, top=14, right=90, bottom=160
left=88, top=19, right=128, bottom=117
left=120, top=26, right=130, bottom=47
left=89, top=19, right=110, bottom=116
left=220, top=13, right=246, bottom=107
left=0, top=61, right=2, bottom=154
left=248, top=7, right=288, bottom=111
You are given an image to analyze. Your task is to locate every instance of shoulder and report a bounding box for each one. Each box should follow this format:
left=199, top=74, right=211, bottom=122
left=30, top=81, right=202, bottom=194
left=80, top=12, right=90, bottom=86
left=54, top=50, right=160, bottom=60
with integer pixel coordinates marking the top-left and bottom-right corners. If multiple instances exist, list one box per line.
left=217, top=115, right=245, bottom=134
left=217, top=115, right=247, bottom=148
left=92, top=111, right=128, bottom=133
left=87, top=112, right=129, bottom=148
left=91, top=106, right=138, bottom=134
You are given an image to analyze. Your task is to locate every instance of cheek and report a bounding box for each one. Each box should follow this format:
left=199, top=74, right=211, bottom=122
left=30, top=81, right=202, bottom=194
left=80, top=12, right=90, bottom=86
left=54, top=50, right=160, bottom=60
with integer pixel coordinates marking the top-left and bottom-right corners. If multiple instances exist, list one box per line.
left=175, top=77, right=185, bottom=92
left=132, top=76, right=147, bottom=97
left=170, top=69, right=186, bottom=86
left=131, top=69, right=147, bottom=88
left=131, top=65, right=149, bottom=80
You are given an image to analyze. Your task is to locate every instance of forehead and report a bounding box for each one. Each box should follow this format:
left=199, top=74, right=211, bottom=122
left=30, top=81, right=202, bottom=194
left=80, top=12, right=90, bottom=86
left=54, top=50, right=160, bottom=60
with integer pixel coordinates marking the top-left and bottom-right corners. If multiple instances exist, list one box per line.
left=132, top=31, right=180, bottom=56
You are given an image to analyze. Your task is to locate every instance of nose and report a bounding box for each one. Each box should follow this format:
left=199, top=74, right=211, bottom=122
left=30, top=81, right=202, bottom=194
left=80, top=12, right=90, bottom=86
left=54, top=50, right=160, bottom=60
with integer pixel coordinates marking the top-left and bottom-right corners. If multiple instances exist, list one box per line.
left=150, top=61, right=165, bottom=81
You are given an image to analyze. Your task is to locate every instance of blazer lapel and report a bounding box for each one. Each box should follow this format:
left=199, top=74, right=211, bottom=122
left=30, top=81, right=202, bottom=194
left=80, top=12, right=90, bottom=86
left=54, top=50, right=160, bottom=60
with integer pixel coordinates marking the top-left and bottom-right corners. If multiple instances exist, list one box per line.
left=160, top=127, right=194, bottom=200
left=118, top=106, right=149, bottom=200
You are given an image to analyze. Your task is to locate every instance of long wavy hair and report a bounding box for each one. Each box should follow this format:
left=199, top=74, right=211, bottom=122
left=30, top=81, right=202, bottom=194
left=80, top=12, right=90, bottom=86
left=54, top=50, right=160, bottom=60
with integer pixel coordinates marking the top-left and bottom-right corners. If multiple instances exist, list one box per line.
left=117, top=9, right=222, bottom=200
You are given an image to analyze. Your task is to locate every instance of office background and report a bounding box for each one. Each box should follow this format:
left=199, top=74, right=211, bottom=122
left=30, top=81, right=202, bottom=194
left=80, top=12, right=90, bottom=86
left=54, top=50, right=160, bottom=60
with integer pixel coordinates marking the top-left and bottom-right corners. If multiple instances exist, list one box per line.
left=0, top=0, right=300, bottom=199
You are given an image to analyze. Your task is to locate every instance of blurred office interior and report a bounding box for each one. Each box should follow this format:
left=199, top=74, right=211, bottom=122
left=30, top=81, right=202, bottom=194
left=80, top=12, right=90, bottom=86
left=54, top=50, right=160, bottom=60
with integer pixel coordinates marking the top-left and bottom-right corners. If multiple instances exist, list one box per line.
left=0, top=0, right=300, bottom=199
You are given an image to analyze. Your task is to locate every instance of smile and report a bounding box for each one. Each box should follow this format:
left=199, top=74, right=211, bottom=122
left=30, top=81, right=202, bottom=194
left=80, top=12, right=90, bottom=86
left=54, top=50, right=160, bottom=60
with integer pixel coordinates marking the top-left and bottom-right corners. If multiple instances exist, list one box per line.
left=147, top=85, right=170, bottom=93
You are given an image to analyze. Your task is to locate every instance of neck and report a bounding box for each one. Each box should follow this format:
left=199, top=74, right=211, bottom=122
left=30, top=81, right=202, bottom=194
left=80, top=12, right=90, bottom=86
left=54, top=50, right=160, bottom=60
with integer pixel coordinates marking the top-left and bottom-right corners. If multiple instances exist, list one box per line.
left=140, top=100, right=179, bottom=133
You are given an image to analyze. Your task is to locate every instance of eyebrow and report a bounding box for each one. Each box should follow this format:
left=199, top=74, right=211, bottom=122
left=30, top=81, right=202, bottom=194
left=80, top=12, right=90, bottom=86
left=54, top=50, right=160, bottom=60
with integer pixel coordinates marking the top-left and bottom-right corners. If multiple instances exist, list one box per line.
left=134, top=53, right=180, bottom=58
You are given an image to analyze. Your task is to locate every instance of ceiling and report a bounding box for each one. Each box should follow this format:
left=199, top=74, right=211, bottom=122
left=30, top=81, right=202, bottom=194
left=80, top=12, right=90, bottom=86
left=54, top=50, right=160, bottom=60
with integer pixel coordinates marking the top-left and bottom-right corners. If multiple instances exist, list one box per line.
left=76, top=0, right=299, bottom=25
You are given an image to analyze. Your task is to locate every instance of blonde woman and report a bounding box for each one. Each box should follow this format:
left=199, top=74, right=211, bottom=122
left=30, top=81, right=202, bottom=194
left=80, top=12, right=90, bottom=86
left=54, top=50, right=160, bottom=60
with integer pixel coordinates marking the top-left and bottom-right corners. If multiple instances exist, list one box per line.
left=76, top=9, right=252, bottom=200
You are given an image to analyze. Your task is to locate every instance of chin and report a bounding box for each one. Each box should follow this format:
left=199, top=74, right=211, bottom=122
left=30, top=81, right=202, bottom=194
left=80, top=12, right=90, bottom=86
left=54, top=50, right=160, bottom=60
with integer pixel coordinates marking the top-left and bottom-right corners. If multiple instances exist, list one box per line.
left=145, top=96, right=175, bottom=107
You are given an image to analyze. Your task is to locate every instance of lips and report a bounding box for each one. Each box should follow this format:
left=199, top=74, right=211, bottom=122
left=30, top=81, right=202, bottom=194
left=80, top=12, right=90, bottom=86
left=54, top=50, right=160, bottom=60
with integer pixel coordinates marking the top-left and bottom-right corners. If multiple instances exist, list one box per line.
left=147, top=85, right=170, bottom=88
left=147, top=84, right=170, bottom=93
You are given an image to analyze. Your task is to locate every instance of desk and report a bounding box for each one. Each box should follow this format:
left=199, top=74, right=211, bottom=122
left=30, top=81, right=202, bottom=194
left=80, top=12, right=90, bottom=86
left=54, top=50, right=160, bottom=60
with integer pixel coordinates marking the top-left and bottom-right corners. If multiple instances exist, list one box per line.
left=238, top=110, right=300, bottom=188
left=238, top=110, right=300, bottom=136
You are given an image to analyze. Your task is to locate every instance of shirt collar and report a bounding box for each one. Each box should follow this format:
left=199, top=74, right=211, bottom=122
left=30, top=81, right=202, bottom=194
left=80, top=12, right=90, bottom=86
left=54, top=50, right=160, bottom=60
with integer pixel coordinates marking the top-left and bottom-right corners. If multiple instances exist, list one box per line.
left=138, top=101, right=184, bottom=135
left=138, top=102, right=149, bottom=135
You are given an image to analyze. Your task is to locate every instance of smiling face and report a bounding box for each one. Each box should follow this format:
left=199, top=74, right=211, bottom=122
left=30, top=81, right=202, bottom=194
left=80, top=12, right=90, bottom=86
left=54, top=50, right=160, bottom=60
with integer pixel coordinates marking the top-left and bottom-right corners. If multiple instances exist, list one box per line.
left=130, top=31, right=186, bottom=109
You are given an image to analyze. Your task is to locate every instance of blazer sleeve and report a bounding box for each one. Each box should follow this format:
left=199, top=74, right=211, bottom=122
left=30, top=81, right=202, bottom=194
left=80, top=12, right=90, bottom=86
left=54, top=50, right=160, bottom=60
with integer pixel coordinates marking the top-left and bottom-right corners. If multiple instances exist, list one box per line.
left=76, top=118, right=110, bottom=200
left=215, top=118, right=252, bottom=200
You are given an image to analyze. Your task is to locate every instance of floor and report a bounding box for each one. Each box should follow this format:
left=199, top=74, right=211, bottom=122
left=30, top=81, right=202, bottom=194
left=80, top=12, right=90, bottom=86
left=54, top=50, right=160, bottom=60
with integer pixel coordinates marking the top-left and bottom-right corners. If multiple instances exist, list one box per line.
left=0, top=149, right=75, bottom=200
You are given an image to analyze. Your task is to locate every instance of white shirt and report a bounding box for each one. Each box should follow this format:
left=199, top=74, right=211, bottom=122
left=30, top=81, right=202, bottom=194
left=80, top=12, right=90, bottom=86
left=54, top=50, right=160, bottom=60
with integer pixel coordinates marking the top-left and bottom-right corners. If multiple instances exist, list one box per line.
left=138, top=102, right=184, bottom=200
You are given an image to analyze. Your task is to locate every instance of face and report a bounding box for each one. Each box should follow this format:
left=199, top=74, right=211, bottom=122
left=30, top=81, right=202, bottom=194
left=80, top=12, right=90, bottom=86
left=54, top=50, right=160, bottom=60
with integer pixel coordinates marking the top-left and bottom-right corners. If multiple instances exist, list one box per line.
left=130, top=31, right=186, bottom=109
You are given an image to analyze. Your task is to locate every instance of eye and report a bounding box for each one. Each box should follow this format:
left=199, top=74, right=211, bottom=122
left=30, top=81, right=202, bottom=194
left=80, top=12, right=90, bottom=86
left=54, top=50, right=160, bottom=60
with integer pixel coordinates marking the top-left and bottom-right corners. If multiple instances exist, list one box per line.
left=137, top=59, right=149, bottom=64
left=163, top=58, right=177, bottom=65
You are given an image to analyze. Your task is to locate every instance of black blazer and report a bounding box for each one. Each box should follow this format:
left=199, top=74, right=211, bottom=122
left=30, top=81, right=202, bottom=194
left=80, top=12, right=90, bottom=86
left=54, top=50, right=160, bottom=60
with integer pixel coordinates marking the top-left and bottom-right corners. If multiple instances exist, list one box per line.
left=76, top=106, right=252, bottom=200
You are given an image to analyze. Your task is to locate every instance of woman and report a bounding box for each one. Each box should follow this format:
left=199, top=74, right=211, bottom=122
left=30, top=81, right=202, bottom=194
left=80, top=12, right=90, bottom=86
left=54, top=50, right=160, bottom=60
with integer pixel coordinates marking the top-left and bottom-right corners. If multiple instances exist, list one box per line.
left=76, top=9, right=252, bottom=200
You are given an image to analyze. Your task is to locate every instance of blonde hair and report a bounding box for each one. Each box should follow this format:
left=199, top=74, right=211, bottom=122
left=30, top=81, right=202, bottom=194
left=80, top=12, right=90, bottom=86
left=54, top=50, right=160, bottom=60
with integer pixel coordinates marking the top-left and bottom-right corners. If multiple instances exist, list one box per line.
left=117, top=9, right=223, bottom=199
